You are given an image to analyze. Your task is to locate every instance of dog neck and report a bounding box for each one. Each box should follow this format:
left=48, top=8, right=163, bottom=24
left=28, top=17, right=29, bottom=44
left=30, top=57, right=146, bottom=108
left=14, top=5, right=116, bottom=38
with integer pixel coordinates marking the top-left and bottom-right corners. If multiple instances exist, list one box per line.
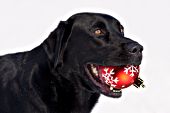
left=23, top=44, right=100, bottom=113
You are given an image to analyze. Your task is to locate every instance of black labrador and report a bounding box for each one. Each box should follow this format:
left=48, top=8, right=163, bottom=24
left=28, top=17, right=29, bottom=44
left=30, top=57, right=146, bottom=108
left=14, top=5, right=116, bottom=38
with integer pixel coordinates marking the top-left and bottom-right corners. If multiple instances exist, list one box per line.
left=0, top=13, right=143, bottom=113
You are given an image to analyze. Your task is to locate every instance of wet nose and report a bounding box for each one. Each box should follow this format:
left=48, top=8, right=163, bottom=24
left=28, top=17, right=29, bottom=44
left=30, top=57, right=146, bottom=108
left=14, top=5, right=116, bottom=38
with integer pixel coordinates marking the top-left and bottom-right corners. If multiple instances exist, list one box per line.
left=126, top=43, right=143, bottom=55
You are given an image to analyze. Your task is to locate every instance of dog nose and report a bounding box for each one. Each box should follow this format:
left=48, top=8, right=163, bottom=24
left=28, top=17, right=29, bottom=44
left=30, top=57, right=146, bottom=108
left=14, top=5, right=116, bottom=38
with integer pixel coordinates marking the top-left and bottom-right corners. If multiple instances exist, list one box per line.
left=126, top=43, right=143, bottom=55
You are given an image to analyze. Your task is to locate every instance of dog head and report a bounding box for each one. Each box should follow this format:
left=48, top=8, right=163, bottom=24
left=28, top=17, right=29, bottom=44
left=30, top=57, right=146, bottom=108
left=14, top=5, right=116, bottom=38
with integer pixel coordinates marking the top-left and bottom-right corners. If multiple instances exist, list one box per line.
left=45, top=13, right=143, bottom=98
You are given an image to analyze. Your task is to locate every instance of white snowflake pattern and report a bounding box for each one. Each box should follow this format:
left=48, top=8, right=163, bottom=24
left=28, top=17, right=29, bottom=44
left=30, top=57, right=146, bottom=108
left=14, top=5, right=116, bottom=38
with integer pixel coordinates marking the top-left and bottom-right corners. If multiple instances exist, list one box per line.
left=111, top=84, right=116, bottom=88
left=124, top=65, right=139, bottom=77
left=102, top=68, right=118, bottom=86
left=112, top=77, right=119, bottom=84
left=103, top=68, right=115, bottom=75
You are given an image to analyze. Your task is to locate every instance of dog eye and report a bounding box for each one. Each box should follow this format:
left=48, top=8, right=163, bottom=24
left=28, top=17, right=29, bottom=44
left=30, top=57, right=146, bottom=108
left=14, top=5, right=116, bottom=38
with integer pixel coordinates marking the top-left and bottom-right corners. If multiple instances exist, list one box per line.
left=120, top=28, right=124, bottom=36
left=94, top=29, right=105, bottom=36
left=119, top=25, right=124, bottom=35
left=120, top=28, right=124, bottom=33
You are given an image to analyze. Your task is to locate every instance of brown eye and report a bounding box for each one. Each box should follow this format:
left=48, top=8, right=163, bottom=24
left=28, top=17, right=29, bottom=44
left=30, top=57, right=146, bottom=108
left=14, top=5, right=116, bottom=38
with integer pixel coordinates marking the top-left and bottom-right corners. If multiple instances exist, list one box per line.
left=120, top=25, right=124, bottom=34
left=94, top=29, right=105, bottom=35
left=120, top=28, right=124, bottom=33
left=95, top=29, right=102, bottom=35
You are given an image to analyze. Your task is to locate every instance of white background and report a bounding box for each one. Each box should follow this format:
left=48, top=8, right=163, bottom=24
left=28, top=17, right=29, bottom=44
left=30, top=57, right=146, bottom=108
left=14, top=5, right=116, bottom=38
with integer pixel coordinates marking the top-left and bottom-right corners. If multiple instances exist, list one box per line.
left=0, top=0, right=170, bottom=113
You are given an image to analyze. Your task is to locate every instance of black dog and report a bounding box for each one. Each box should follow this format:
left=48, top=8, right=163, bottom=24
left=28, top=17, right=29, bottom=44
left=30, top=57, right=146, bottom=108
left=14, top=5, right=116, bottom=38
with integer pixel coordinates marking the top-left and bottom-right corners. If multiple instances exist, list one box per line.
left=0, top=13, right=143, bottom=113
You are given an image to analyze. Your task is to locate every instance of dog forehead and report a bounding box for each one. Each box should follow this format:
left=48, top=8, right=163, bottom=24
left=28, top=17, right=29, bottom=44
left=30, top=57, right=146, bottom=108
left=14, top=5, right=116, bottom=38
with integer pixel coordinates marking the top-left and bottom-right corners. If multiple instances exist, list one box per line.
left=69, top=13, right=120, bottom=26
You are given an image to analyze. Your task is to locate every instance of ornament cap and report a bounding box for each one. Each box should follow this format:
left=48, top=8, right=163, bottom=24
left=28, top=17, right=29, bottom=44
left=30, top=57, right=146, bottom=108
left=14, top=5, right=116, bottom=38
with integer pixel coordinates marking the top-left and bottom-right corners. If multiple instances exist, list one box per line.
left=133, top=77, right=145, bottom=88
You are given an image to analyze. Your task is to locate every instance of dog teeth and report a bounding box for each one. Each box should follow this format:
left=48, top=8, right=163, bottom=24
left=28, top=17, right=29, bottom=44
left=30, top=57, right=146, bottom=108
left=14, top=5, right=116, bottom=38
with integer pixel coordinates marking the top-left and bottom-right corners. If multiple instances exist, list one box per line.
left=110, top=87, right=113, bottom=90
left=110, top=86, right=121, bottom=92
left=110, top=88, right=121, bottom=93
left=91, top=65, right=98, bottom=76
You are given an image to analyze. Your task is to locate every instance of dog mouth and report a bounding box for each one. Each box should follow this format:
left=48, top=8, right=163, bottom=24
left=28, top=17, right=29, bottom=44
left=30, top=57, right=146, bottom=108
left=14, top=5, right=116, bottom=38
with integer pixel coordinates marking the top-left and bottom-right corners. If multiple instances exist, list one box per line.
left=85, top=63, right=140, bottom=98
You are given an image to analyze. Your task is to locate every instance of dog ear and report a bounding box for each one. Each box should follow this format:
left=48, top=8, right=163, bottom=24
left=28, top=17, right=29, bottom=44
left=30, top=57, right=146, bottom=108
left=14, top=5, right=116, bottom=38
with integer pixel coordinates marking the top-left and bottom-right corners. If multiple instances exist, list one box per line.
left=54, top=20, right=74, bottom=68
left=43, top=20, right=73, bottom=69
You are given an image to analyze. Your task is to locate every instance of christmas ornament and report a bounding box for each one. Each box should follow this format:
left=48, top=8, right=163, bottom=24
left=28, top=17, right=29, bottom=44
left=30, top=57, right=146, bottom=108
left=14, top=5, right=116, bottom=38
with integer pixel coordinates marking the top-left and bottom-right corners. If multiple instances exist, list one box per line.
left=98, top=65, right=145, bottom=90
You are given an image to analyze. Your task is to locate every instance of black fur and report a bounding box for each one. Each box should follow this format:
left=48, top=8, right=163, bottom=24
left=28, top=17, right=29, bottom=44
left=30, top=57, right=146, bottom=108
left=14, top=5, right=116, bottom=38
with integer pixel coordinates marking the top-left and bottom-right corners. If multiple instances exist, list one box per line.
left=0, top=13, right=143, bottom=113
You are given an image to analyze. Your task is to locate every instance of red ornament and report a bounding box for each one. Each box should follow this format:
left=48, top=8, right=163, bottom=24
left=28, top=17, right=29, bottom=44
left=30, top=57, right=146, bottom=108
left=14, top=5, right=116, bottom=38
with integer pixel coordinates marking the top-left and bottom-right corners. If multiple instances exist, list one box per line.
left=98, top=65, right=140, bottom=89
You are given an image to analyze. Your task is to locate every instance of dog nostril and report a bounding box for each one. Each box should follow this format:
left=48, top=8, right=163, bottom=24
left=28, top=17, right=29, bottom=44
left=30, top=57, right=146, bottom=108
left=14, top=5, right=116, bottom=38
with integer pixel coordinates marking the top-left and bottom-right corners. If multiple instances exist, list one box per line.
left=139, top=47, right=143, bottom=53
left=131, top=48, right=138, bottom=53
left=126, top=43, right=143, bottom=55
